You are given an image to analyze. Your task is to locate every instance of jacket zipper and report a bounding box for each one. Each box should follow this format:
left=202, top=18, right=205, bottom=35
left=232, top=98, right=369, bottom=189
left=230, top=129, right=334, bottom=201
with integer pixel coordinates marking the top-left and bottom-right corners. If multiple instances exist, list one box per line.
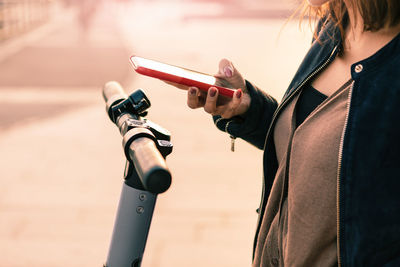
left=336, top=81, right=354, bottom=267
left=265, top=45, right=339, bottom=144
left=254, top=44, right=339, bottom=255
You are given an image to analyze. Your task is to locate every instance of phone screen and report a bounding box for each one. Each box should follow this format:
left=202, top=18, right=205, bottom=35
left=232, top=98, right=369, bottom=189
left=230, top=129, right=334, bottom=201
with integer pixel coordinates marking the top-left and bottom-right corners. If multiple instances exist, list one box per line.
left=131, top=56, right=217, bottom=85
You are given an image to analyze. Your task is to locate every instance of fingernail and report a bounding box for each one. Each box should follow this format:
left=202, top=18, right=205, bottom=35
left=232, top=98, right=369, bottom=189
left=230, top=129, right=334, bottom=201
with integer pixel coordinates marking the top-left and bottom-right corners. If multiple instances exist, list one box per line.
left=224, top=66, right=233, bottom=78
left=189, top=87, right=197, bottom=95
left=209, top=87, right=217, bottom=97
left=236, top=89, right=242, bottom=98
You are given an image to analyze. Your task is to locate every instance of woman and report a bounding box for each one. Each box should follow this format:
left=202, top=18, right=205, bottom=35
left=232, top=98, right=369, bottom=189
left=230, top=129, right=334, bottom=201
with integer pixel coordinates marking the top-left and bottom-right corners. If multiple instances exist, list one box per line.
left=178, top=0, right=400, bottom=266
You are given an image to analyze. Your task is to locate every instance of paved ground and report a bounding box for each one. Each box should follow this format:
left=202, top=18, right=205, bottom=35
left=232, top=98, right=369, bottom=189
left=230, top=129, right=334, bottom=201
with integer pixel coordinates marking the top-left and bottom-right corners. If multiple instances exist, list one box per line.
left=0, top=1, right=311, bottom=266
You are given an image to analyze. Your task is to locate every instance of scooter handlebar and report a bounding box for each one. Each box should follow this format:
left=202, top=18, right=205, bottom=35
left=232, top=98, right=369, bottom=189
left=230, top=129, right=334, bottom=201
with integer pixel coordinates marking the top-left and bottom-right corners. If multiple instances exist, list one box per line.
left=103, top=81, right=128, bottom=103
left=103, top=81, right=171, bottom=194
left=129, top=137, right=171, bottom=194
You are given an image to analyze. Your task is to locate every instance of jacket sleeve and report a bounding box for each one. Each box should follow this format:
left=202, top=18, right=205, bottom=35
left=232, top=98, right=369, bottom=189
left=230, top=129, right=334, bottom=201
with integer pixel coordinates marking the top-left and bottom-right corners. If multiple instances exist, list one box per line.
left=212, top=80, right=278, bottom=150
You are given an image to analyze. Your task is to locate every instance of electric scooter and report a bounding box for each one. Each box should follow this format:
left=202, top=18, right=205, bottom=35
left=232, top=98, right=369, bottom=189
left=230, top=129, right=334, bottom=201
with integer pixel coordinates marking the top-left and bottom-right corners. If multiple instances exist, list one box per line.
left=102, top=81, right=173, bottom=267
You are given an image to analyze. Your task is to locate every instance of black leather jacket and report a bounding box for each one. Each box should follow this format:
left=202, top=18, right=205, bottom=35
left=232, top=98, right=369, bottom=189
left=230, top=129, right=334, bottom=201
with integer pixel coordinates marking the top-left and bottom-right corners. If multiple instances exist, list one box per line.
left=214, top=21, right=400, bottom=266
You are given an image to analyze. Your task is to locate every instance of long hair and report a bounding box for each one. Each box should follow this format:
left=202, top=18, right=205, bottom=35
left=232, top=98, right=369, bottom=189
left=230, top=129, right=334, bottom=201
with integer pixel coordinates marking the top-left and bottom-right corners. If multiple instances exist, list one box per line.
left=298, top=0, right=400, bottom=42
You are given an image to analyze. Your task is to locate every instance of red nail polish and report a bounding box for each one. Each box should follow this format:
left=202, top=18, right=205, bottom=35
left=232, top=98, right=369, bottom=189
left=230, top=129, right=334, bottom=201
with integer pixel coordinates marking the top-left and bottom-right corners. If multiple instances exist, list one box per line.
left=209, top=88, right=217, bottom=97
left=224, top=67, right=233, bottom=78
left=190, top=87, right=197, bottom=95
left=236, top=89, right=242, bottom=98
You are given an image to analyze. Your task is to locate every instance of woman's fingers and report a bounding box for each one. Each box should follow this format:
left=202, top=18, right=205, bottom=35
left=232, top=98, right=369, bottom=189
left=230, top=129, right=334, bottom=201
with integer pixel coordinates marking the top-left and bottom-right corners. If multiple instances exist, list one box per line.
left=214, top=60, right=234, bottom=81
left=187, top=87, right=206, bottom=109
left=214, top=58, right=246, bottom=93
left=218, top=58, right=234, bottom=78
left=203, top=87, right=219, bottom=114
left=187, top=86, right=247, bottom=119
left=187, top=87, right=201, bottom=108
left=203, top=87, right=243, bottom=118
left=220, top=89, right=242, bottom=118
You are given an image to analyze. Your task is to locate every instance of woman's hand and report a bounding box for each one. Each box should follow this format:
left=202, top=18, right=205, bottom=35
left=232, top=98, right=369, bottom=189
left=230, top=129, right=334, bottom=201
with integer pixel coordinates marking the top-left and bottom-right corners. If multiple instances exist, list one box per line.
left=187, top=59, right=250, bottom=119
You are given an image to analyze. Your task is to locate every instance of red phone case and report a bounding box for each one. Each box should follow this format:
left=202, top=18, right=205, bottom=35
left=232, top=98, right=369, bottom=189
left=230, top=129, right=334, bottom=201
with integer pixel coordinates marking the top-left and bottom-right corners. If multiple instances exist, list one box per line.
left=130, top=56, right=235, bottom=98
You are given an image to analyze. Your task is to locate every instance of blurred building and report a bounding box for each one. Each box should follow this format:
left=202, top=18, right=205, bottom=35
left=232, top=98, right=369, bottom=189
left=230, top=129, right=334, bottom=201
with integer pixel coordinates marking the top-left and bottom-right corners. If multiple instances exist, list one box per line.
left=0, top=0, right=55, bottom=41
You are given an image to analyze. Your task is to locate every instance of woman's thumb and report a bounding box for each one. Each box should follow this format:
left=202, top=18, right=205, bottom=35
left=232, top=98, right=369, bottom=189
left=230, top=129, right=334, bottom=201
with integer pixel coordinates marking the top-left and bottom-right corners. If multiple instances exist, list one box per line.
left=218, top=58, right=234, bottom=78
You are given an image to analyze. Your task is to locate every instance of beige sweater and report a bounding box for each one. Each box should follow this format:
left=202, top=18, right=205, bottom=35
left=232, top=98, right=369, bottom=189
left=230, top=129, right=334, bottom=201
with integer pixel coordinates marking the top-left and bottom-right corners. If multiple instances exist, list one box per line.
left=253, top=81, right=352, bottom=267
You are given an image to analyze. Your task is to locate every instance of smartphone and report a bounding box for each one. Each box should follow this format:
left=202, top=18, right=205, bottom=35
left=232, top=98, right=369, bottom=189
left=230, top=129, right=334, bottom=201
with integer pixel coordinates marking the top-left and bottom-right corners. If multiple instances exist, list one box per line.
left=130, top=56, right=236, bottom=98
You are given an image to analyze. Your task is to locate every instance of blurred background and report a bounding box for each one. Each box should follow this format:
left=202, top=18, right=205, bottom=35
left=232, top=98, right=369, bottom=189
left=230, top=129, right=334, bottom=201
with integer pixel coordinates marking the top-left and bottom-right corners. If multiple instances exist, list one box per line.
left=0, top=0, right=312, bottom=266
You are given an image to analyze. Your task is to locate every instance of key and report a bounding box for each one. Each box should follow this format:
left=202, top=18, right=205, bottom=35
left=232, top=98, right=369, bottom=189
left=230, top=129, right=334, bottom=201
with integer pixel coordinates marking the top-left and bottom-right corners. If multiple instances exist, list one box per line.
left=230, top=135, right=236, bottom=152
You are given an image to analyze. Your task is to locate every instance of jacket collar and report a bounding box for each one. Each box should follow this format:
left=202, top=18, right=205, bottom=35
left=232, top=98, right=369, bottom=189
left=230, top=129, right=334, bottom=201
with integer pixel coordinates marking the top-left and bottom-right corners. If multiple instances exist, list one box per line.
left=350, top=31, right=400, bottom=79
left=282, top=21, right=342, bottom=101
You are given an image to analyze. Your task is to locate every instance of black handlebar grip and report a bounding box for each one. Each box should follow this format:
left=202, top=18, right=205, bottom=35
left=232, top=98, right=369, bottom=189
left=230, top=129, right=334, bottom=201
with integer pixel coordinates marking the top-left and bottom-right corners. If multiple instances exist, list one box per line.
left=128, top=137, right=172, bottom=194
